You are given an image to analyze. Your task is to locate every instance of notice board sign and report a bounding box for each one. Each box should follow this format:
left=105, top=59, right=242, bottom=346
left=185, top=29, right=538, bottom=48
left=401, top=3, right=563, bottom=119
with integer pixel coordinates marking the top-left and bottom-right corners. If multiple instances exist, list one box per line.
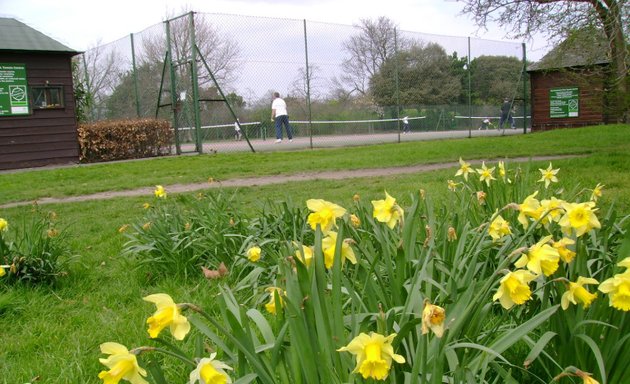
left=550, top=87, right=579, bottom=118
left=0, top=63, right=29, bottom=116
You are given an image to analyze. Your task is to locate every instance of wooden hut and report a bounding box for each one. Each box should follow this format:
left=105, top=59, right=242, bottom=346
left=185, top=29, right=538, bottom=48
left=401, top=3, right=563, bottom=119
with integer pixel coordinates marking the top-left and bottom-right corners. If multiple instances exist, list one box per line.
left=527, top=30, right=617, bottom=131
left=0, top=18, right=80, bottom=170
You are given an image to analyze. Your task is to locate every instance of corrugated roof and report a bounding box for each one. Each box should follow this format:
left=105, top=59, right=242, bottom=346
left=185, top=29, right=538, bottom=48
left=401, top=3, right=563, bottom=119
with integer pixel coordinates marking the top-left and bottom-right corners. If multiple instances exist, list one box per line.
left=527, top=29, right=610, bottom=72
left=0, top=17, right=78, bottom=53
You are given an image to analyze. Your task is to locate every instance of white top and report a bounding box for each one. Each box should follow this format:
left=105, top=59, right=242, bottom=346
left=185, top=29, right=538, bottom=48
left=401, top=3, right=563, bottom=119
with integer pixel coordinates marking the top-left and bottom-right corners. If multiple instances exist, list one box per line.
left=272, top=97, right=288, bottom=117
left=403, top=116, right=409, bottom=124
left=234, top=122, right=241, bottom=131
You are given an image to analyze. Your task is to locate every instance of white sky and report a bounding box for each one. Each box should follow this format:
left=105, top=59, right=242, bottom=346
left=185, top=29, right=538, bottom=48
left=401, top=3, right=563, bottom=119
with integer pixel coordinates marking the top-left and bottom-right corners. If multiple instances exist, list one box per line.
left=0, top=0, right=550, bottom=60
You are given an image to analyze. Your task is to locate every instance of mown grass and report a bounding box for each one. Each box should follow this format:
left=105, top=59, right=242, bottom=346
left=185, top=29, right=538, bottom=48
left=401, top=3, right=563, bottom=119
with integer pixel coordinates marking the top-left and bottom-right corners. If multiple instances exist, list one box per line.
left=1, top=124, right=629, bottom=205
left=0, top=124, right=629, bottom=383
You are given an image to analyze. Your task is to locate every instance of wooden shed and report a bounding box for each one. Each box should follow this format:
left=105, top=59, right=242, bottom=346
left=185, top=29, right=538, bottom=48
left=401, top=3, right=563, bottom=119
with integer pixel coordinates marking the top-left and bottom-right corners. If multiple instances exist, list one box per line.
left=527, top=31, right=616, bottom=131
left=0, top=18, right=80, bottom=170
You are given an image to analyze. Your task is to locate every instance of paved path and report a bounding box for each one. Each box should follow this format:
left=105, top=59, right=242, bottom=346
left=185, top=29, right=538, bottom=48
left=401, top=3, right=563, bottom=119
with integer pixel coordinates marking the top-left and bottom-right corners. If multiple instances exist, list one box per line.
left=0, top=154, right=578, bottom=209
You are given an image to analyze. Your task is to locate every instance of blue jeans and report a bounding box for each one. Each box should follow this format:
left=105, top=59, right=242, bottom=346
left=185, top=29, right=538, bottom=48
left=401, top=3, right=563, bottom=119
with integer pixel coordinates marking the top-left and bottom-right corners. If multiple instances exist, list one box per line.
left=275, top=115, right=292, bottom=139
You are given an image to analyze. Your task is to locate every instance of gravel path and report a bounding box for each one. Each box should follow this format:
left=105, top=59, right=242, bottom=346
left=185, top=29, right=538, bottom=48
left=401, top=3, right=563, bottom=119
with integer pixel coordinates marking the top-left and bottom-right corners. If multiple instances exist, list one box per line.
left=1, top=154, right=579, bottom=209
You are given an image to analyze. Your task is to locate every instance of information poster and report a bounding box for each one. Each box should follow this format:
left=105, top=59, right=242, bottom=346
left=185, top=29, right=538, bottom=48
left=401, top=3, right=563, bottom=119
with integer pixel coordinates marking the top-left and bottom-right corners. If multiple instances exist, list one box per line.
left=0, top=63, right=30, bottom=116
left=550, top=87, right=579, bottom=118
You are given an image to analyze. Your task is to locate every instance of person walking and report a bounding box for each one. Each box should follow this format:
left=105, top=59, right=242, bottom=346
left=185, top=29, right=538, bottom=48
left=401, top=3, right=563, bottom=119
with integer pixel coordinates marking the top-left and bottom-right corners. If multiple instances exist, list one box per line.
left=271, top=92, right=293, bottom=143
left=402, top=116, right=410, bottom=134
left=499, top=98, right=514, bottom=130
left=234, top=118, right=243, bottom=141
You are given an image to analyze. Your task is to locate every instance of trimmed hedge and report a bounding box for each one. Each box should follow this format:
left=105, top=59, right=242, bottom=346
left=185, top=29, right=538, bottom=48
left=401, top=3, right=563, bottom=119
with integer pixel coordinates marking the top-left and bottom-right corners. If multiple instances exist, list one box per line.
left=78, top=119, right=173, bottom=163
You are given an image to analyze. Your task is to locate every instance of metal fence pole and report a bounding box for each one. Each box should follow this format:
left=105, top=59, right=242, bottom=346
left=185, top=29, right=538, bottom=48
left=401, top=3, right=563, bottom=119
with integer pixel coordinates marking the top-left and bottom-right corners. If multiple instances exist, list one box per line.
left=130, top=33, right=141, bottom=118
left=468, top=37, right=472, bottom=138
left=189, top=12, right=203, bottom=154
left=303, top=19, right=313, bottom=149
left=165, top=20, right=181, bottom=154
left=394, top=28, right=401, bottom=143
left=522, top=42, right=528, bottom=134
left=81, top=54, right=94, bottom=121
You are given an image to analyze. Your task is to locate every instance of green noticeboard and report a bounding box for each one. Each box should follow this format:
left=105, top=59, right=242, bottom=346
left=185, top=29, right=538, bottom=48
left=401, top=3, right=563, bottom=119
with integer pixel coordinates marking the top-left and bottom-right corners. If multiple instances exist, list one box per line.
left=550, top=87, right=579, bottom=118
left=0, top=63, right=30, bottom=116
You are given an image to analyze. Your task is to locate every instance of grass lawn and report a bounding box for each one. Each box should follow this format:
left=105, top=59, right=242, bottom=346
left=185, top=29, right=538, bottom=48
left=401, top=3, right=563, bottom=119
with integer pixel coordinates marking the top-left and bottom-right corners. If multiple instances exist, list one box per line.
left=0, top=124, right=629, bottom=383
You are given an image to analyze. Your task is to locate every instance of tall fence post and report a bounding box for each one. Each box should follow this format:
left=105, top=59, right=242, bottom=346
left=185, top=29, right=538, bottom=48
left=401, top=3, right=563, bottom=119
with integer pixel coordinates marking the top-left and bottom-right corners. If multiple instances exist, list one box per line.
left=522, top=42, right=528, bottom=134
left=130, top=33, right=141, bottom=118
left=165, top=20, right=181, bottom=154
left=81, top=54, right=94, bottom=121
left=303, top=19, right=313, bottom=149
left=394, top=28, right=401, bottom=143
left=189, top=12, right=203, bottom=154
left=468, top=36, right=472, bottom=138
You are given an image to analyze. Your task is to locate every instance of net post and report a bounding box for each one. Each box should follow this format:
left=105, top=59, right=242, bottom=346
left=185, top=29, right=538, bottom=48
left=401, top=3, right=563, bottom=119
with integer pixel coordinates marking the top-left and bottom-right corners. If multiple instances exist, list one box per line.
left=165, top=20, right=181, bottom=155
left=303, top=19, right=313, bottom=149
left=394, top=28, right=401, bottom=143
left=522, top=42, right=527, bottom=134
left=468, top=36, right=472, bottom=138
left=189, top=12, right=203, bottom=154
left=130, top=33, right=141, bottom=118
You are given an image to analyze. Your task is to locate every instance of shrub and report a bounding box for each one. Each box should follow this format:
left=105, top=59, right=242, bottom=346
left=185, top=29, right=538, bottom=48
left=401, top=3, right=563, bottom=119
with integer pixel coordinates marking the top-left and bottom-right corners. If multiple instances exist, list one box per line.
left=78, top=118, right=173, bottom=163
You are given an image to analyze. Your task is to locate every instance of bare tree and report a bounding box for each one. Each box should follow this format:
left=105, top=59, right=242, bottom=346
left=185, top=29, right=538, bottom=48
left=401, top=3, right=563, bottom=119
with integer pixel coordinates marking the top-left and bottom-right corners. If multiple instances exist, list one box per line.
left=289, top=65, right=324, bottom=100
left=460, top=0, right=629, bottom=122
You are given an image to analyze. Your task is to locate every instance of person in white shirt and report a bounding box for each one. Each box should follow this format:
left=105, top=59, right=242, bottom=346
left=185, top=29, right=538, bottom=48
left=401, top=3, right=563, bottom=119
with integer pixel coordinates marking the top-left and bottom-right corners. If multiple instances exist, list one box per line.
left=402, top=116, right=410, bottom=134
left=234, top=119, right=242, bottom=140
left=271, top=92, right=293, bottom=143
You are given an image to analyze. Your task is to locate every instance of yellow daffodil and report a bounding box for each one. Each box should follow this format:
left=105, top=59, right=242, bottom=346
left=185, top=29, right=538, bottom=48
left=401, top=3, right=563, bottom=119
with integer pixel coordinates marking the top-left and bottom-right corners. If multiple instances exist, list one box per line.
left=372, top=191, right=404, bottom=229
left=0, top=218, right=7, bottom=232
left=493, top=269, right=538, bottom=309
left=98, top=342, right=148, bottom=384
left=142, top=203, right=150, bottom=209
left=47, top=228, right=59, bottom=238
left=538, top=163, right=559, bottom=189
left=154, top=185, right=167, bottom=198
left=488, top=213, right=511, bottom=242
left=265, top=287, right=284, bottom=315
left=353, top=193, right=360, bottom=202
left=337, top=332, right=405, bottom=380
left=0, top=266, right=5, bottom=277
left=247, top=246, right=261, bottom=262
left=322, top=231, right=357, bottom=269
left=189, top=353, right=233, bottom=384
left=455, top=157, right=475, bottom=181
left=618, top=257, right=630, bottom=271
left=447, top=179, right=459, bottom=192
left=476, top=161, right=496, bottom=187
left=515, top=235, right=561, bottom=276
left=498, top=161, right=511, bottom=183
left=576, top=369, right=601, bottom=384
left=590, top=183, right=604, bottom=202
left=447, top=226, right=457, bottom=242
left=142, top=222, right=152, bottom=231
left=422, top=300, right=446, bottom=337
left=118, top=224, right=130, bottom=233
left=143, top=293, right=190, bottom=340
left=559, top=201, right=601, bottom=237
left=540, top=197, right=564, bottom=226
left=561, top=276, right=598, bottom=310
left=553, top=238, right=576, bottom=263
left=350, top=214, right=361, bottom=228
left=294, top=243, right=313, bottom=267
left=598, top=267, right=630, bottom=311
left=518, top=191, right=541, bottom=229
left=306, top=199, right=346, bottom=234
left=476, top=191, right=487, bottom=205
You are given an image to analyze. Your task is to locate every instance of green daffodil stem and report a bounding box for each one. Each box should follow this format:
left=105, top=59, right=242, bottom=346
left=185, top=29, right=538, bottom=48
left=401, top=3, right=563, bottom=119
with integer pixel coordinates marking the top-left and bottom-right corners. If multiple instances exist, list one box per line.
left=130, top=346, right=196, bottom=367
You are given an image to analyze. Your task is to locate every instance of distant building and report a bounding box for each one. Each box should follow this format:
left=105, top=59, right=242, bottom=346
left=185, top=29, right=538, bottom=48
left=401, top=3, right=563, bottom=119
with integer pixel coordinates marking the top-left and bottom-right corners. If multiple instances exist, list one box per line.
left=527, top=30, right=620, bottom=131
left=0, top=18, right=81, bottom=170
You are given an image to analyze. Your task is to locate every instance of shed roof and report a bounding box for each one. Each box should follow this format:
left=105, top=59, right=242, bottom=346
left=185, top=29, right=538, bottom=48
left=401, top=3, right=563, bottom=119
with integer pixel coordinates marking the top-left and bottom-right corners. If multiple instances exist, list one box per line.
left=527, top=29, right=610, bottom=72
left=0, top=17, right=78, bottom=53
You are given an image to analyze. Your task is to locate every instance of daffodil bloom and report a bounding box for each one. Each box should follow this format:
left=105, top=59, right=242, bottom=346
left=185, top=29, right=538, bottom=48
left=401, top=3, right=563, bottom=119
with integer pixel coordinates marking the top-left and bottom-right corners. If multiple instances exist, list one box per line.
left=337, top=332, right=405, bottom=380
left=575, top=369, right=601, bottom=384
left=247, top=246, right=261, bottom=262
left=561, top=276, right=598, bottom=310
left=488, top=213, right=511, bottom=242
left=476, top=161, right=496, bottom=187
left=515, top=235, right=560, bottom=276
left=352, top=193, right=360, bottom=202
left=559, top=201, right=601, bottom=237
left=590, top=183, right=604, bottom=202
left=98, top=342, right=148, bottom=384
left=447, top=226, right=457, bottom=242
left=154, top=185, right=167, bottom=198
left=618, top=257, right=630, bottom=271
left=372, top=191, right=404, bottom=229
left=476, top=191, right=487, bottom=205
left=142, top=203, right=150, bottom=209
left=498, top=161, right=511, bottom=183
left=493, top=269, right=538, bottom=309
left=118, top=224, right=130, bottom=233
left=552, top=237, right=576, bottom=263
left=189, top=353, right=233, bottom=384
left=422, top=300, right=446, bottom=337
left=517, top=191, right=541, bottom=229
left=322, top=231, right=357, bottom=269
left=350, top=214, right=361, bottom=228
left=598, top=270, right=630, bottom=311
left=539, top=197, right=565, bottom=225
left=265, top=287, right=284, bottom=315
left=143, top=293, right=190, bottom=340
left=306, top=199, right=346, bottom=234
left=0, top=218, right=7, bottom=232
left=294, top=243, right=313, bottom=267
left=0, top=266, right=6, bottom=277
left=455, top=157, right=475, bottom=181
left=538, top=163, right=559, bottom=189
left=447, top=179, right=459, bottom=192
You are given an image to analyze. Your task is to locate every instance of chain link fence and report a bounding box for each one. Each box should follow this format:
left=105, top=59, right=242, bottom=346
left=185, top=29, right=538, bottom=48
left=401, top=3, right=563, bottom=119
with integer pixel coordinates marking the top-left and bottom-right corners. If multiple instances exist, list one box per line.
left=75, top=12, right=528, bottom=154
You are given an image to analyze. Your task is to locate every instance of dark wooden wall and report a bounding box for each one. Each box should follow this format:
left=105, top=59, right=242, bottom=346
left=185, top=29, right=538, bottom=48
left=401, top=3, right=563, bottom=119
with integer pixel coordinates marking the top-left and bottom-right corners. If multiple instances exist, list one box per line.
left=529, top=68, right=607, bottom=131
left=0, top=52, right=79, bottom=170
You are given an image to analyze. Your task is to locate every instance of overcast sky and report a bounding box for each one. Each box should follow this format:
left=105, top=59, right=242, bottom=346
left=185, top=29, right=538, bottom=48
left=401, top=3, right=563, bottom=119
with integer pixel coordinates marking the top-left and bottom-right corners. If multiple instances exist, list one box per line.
left=0, top=0, right=550, bottom=60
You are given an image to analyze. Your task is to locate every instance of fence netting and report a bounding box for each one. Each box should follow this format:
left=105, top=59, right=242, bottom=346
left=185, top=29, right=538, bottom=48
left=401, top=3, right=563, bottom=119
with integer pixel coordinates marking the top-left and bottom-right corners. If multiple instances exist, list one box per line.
left=74, top=12, right=528, bottom=154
